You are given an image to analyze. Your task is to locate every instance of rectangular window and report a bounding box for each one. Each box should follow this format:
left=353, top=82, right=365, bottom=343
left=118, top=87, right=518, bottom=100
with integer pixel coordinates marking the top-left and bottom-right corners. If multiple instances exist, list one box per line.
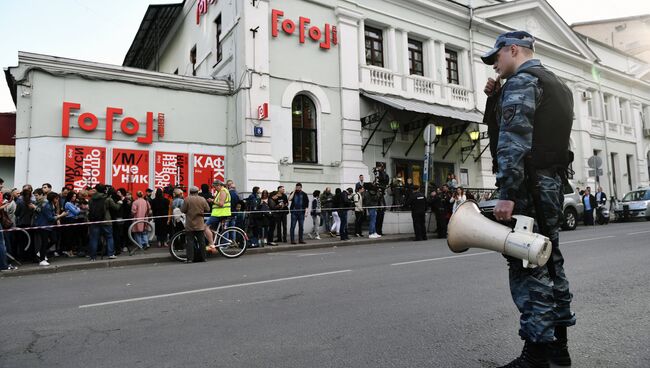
left=365, top=26, right=384, bottom=67
left=626, top=154, right=634, bottom=189
left=190, top=45, right=197, bottom=76
left=586, top=91, right=596, bottom=118
left=603, top=94, right=611, bottom=121
left=619, top=98, right=628, bottom=124
left=445, top=48, right=459, bottom=85
left=215, top=15, right=223, bottom=64
left=408, top=39, right=423, bottom=76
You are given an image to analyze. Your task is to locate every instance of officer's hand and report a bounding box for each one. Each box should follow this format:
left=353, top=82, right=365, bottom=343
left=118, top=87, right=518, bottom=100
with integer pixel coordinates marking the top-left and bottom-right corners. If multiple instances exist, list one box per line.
left=483, top=77, right=501, bottom=96
left=494, top=200, right=514, bottom=222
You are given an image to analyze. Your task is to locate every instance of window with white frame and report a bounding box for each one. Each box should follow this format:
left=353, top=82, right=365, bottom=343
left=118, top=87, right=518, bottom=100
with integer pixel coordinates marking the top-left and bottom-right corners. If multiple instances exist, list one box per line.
left=445, top=48, right=459, bottom=85
left=215, top=14, right=223, bottom=64
left=292, top=95, right=318, bottom=163
left=604, top=94, right=613, bottom=122
left=408, top=38, right=424, bottom=76
left=365, top=26, right=384, bottom=68
left=619, top=98, right=629, bottom=124
left=585, top=90, right=597, bottom=118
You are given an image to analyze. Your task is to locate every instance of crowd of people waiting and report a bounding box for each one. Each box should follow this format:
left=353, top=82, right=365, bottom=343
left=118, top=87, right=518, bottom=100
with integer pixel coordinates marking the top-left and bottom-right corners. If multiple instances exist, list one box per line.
left=0, top=168, right=477, bottom=271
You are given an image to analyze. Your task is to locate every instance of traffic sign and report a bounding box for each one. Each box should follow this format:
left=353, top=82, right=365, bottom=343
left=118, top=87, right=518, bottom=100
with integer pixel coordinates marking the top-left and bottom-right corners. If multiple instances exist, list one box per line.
left=423, top=124, right=436, bottom=144
left=588, top=155, right=602, bottom=169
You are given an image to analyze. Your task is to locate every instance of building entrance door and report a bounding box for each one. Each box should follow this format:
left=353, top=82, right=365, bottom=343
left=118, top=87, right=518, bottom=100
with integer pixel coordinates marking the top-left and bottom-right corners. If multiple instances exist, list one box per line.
left=394, top=159, right=423, bottom=187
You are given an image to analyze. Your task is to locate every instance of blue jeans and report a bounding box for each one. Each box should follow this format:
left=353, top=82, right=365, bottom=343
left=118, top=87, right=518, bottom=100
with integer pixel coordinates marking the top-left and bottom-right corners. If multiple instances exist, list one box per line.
left=133, top=231, right=149, bottom=249
left=368, top=208, right=377, bottom=235
left=226, top=217, right=237, bottom=240
left=89, top=224, right=114, bottom=259
left=206, top=216, right=225, bottom=229
left=290, top=211, right=305, bottom=242
left=0, top=232, right=7, bottom=270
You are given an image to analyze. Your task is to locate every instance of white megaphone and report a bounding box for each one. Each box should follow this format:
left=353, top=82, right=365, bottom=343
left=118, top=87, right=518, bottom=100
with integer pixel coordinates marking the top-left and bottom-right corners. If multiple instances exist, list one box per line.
left=447, top=200, right=552, bottom=268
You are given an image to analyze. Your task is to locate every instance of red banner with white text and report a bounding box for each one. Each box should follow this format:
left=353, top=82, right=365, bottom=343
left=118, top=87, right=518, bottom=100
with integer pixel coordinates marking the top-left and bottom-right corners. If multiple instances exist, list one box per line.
left=154, top=151, right=189, bottom=190
left=64, top=145, right=107, bottom=191
left=112, top=149, right=150, bottom=197
left=193, top=154, right=225, bottom=188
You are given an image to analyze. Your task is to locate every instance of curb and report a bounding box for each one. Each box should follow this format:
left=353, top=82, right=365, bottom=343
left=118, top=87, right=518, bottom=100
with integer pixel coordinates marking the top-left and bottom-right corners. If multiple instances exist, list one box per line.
left=1, top=234, right=420, bottom=278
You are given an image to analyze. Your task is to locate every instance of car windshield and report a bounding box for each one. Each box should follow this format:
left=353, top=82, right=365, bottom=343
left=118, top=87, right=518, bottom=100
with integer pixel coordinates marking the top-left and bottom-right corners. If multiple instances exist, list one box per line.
left=621, top=190, right=649, bottom=202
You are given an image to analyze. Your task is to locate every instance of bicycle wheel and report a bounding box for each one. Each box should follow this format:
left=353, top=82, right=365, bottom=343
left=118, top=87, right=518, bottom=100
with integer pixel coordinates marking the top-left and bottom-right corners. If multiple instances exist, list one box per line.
left=169, top=230, right=188, bottom=262
left=216, top=227, right=248, bottom=258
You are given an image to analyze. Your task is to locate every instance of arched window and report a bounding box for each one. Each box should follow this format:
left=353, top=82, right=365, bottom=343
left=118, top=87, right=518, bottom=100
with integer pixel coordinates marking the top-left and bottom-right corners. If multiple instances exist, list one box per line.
left=292, top=95, right=318, bottom=163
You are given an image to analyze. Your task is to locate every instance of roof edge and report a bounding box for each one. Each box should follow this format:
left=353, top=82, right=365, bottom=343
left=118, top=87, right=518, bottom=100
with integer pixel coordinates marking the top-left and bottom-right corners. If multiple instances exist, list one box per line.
left=11, top=51, right=231, bottom=95
left=571, top=13, right=650, bottom=27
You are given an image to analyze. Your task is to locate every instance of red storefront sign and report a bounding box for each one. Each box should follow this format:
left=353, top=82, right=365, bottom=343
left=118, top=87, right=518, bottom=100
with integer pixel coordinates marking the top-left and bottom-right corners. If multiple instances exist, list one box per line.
left=64, top=145, right=106, bottom=191
left=112, top=149, right=150, bottom=196
left=61, top=102, right=157, bottom=144
left=154, top=151, right=189, bottom=190
left=193, top=154, right=225, bottom=187
left=271, top=9, right=338, bottom=49
left=196, top=0, right=216, bottom=25
left=257, top=103, right=268, bottom=120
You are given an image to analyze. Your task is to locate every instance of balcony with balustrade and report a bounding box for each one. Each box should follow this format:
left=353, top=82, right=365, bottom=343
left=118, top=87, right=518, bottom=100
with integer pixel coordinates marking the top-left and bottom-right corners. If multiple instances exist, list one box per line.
left=359, top=65, right=475, bottom=110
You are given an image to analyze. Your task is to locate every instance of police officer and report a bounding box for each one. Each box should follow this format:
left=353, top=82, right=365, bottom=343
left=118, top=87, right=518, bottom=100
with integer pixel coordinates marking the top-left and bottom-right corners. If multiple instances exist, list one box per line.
left=407, top=185, right=427, bottom=241
left=482, top=31, right=576, bottom=368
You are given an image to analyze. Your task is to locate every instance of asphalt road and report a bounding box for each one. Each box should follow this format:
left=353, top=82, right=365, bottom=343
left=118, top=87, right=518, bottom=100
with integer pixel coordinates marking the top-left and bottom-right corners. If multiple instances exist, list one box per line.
left=1, top=221, right=649, bottom=368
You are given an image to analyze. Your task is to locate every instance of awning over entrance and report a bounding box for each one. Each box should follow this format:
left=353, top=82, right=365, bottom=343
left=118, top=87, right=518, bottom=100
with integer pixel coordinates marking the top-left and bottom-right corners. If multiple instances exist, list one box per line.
left=361, top=91, right=484, bottom=125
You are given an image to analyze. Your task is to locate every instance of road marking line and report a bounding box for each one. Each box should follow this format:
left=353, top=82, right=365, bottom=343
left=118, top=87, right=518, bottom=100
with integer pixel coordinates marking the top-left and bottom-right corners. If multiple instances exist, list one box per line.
left=563, top=236, right=615, bottom=244
left=390, top=251, right=493, bottom=266
left=627, top=230, right=650, bottom=235
left=297, top=252, right=336, bottom=257
left=79, top=270, right=352, bottom=309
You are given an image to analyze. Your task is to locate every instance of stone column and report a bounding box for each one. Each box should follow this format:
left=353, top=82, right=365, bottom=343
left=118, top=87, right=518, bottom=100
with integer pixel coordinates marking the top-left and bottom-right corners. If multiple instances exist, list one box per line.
left=336, top=6, right=369, bottom=188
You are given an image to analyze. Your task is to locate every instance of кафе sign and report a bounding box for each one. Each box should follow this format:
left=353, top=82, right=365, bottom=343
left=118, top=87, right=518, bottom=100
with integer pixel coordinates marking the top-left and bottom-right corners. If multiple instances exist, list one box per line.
left=61, top=102, right=225, bottom=194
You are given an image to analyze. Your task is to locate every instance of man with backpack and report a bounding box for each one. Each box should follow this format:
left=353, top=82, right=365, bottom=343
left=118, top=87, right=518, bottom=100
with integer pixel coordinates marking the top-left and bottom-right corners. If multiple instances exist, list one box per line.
left=88, top=184, right=122, bottom=261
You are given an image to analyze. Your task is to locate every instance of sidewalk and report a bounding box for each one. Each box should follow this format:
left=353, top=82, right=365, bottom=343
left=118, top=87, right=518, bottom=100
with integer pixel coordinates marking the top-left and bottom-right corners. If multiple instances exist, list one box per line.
left=1, top=233, right=433, bottom=278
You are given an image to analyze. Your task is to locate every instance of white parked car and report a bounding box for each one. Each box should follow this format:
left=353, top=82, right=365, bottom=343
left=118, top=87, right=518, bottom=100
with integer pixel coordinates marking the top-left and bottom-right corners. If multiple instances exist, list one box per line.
left=614, top=187, right=650, bottom=221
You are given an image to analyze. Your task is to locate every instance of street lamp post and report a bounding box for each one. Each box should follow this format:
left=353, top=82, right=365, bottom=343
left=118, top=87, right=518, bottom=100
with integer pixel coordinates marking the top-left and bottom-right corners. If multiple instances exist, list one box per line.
left=424, top=124, right=443, bottom=197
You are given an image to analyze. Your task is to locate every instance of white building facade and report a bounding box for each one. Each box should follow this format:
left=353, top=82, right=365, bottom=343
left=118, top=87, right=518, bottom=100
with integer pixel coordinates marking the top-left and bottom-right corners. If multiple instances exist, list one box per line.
left=6, top=0, right=650, bottom=200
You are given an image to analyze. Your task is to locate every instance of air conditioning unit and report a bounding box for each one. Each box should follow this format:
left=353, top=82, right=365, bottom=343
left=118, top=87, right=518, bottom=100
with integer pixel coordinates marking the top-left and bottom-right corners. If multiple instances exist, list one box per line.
left=581, top=91, right=592, bottom=101
left=643, top=128, right=650, bottom=138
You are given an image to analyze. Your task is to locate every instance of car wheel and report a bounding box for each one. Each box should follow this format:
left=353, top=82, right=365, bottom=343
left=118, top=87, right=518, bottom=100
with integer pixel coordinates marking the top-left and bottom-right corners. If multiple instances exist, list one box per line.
left=562, top=208, right=577, bottom=231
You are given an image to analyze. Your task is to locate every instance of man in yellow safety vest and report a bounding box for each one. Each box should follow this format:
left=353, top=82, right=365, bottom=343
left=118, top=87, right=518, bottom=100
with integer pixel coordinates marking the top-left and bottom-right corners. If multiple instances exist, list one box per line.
left=204, top=180, right=231, bottom=248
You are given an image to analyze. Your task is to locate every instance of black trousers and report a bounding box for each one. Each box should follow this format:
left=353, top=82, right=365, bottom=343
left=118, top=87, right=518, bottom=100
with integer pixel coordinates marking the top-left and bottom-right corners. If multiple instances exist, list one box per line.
left=354, top=211, right=365, bottom=235
left=267, top=216, right=276, bottom=243
left=275, top=214, right=287, bottom=241
left=584, top=209, right=594, bottom=225
left=185, top=230, right=206, bottom=262
left=435, top=211, right=448, bottom=238
left=412, top=212, right=427, bottom=240
left=339, top=210, right=349, bottom=240
left=376, top=210, right=385, bottom=235
left=34, top=230, right=50, bottom=261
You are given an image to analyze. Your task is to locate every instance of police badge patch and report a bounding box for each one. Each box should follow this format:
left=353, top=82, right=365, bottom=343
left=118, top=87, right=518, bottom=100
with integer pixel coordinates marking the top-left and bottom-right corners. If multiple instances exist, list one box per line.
left=503, top=105, right=516, bottom=124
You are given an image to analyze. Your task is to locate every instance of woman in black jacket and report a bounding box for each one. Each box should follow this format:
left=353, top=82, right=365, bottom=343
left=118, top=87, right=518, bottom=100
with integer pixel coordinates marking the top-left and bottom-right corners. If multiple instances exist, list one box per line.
left=151, top=189, right=170, bottom=248
left=14, top=187, right=36, bottom=260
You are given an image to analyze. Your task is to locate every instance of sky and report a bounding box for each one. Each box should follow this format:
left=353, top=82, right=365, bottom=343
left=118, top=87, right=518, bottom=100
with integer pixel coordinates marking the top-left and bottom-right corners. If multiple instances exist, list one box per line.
left=1, top=0, right=650, bottom=112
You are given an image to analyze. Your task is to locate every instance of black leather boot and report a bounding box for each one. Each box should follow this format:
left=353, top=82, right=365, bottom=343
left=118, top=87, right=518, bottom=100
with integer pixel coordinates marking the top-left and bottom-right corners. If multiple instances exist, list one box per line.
left=498, top=340, right=550, bottom=368
left=547, top=326, right=571, bottom=366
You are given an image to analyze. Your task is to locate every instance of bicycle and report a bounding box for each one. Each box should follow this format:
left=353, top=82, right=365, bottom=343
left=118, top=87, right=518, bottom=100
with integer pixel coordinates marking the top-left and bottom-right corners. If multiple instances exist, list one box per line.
left=169, top=218, right=248, bottom=261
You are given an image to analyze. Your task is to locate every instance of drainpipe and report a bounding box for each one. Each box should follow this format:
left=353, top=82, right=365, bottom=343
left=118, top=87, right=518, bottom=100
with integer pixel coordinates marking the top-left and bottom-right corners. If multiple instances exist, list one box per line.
left=467, top=0, right=481, bottom=185
left=468, top=0, right=478, bottom=112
